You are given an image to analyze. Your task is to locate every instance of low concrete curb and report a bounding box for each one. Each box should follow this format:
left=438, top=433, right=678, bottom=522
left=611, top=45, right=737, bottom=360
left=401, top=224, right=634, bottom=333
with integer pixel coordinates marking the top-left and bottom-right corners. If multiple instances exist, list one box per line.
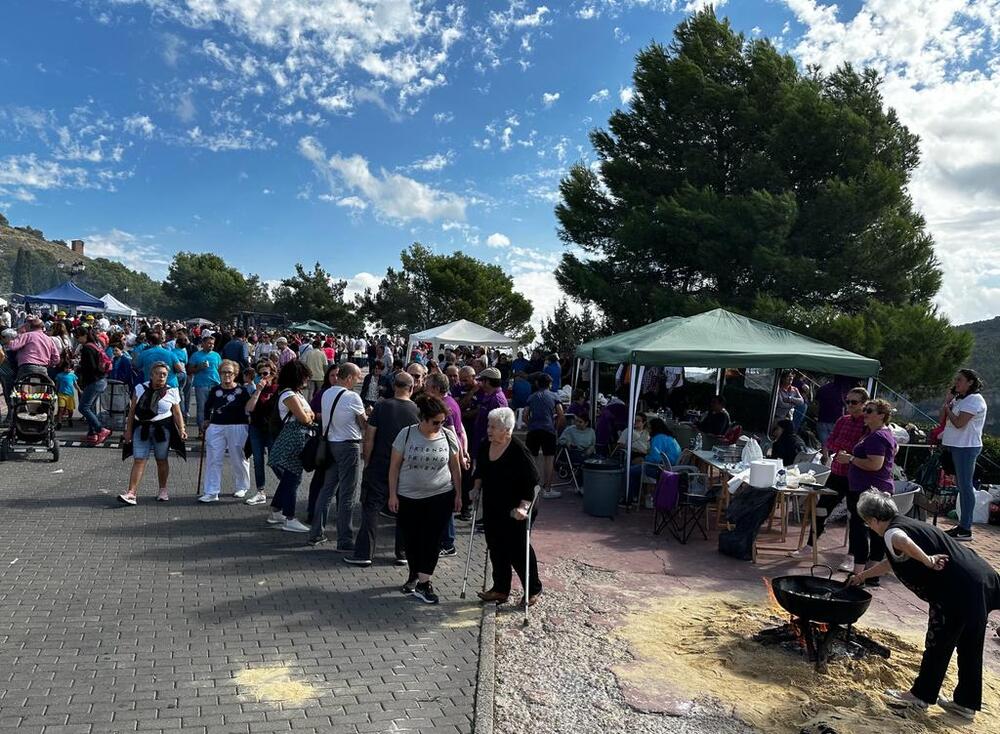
left=473, top=601, right=497, bottom=734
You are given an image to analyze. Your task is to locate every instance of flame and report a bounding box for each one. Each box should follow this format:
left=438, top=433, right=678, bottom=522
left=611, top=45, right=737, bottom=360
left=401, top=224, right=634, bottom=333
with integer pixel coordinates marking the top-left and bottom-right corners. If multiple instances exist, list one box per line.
left=762, top=577, right=784, bottom=614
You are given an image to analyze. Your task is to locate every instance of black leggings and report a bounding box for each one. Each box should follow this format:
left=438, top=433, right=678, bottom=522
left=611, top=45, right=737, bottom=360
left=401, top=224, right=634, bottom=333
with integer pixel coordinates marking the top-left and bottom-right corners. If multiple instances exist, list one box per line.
left=398, top=491, right=455, bottom=578
left=810, top=473, right=848, bottom=545
left=847, top=490, right=885, bottom=566
left=912, top=603, right=988, bottom=709
left=484, top=513, right=542, bottom=597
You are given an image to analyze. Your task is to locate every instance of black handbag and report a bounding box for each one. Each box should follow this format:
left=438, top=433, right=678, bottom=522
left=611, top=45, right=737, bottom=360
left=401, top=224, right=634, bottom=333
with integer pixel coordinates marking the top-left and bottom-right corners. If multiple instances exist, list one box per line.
left=302, top=388, right=344, bottom=473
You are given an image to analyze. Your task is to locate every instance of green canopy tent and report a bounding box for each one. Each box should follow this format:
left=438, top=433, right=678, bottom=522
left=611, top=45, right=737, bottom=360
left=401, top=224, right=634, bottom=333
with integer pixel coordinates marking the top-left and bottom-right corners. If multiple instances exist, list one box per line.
left=287, top=320, right=336, bottom=335
left=573, top=308, right=881, bottom=484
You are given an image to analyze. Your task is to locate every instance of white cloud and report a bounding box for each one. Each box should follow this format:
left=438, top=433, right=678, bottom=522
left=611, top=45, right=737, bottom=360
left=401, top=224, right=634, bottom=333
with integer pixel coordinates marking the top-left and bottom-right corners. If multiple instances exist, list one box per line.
left=487, top=232, right=512, bottom=248
left=589, top=88, right=610, bottom=103
left=0, top=154, right=91, bottom=190
left=185, top=126, right=276, bottom=152
left=781, top=0, right=1000, bottom=323
left=300, top=136, right=466, bottom=223
left=541, top=91, right=560, bottom=107
left=336, top=196, right=368, bottom=210
left=619, top=85, right=634, bottom=104
left=433, top=111, right=455, bottom=124
left=84, top=228, right=172, bottom=278
left=123, top=114, right=156, bottom=136
left=175, top=91, right=196, bottom=123
left=613, top=26, right=630, bottom=44
left=341, top=271, right=383, bottom=302
left=161, top=32, right=184, bottom=67
left=408, top=151, right=454, bottom=171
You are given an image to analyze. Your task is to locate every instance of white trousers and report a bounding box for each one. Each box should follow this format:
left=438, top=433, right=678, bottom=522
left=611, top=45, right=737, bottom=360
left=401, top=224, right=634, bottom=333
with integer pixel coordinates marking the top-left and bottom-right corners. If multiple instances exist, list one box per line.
left=203, top=423, right=251, bottom=496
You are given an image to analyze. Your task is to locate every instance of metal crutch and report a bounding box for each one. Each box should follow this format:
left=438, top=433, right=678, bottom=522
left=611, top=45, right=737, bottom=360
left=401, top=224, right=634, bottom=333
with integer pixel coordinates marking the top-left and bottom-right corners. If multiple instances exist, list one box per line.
left=459, top=491, right=482, bottom=599
left=523, top=484, right=542, bottom=626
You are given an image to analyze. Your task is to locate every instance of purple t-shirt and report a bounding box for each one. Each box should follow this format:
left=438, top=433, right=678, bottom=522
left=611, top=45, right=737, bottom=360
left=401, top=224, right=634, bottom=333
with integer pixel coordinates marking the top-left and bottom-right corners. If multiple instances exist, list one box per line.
left=472, top=388, right=508, bottom=452
left=442, top=393, right=466, bottom=448
left=848, top=428, right=896, bottom=493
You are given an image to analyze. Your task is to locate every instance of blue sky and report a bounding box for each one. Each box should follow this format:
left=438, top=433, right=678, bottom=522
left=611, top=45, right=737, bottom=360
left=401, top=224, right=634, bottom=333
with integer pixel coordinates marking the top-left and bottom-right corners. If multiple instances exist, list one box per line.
left=2, top=1, right=999, bottom=327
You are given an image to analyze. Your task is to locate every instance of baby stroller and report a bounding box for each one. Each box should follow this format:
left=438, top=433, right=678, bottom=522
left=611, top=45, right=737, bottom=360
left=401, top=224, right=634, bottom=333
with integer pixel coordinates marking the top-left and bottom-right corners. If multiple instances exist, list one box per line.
left=0, top=373, right=60, bottom=463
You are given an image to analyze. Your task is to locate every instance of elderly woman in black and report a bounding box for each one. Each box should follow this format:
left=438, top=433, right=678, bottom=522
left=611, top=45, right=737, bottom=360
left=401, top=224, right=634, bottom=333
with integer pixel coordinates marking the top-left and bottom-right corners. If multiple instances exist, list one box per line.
left=473, top=406, right=542, bottom=606
left=850, top=490, right=1000, bottom=720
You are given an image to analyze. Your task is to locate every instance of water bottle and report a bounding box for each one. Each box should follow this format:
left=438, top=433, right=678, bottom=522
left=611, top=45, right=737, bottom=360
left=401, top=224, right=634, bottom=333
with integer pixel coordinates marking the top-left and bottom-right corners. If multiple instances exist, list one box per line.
left=694, top=433, right=703, bottom=451
left=777, top=469, right=786, bottom=488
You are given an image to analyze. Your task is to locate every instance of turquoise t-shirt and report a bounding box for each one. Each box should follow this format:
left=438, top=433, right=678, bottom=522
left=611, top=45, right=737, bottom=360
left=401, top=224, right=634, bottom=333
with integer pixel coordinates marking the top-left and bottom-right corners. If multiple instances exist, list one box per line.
left=188, top=349, right=221, bottom=388
left=134, top=346, right=181, bottom=388
left=647, top=433, right=682, bottom=466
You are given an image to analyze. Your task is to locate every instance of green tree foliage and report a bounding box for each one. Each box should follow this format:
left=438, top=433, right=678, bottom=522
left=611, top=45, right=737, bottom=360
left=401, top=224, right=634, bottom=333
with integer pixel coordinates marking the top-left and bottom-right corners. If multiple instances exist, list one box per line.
left=538, top=299, right=604, bottom=357
left=163, top=252, right=258, bottom=319
left=271, top=263, right=362, bottom=334
left=554, top=8, right=965, bottom=394
left=358, top=243, right=535, bottom=342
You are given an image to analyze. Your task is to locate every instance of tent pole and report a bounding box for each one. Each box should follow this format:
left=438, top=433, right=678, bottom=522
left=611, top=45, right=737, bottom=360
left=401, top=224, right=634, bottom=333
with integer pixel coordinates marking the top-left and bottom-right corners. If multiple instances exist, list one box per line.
left=589, top=361, right=599, bottom=427
left=715, top=368, right=724, bottom=396
left=767, top=370, right=782, bottom=435
left=624, top=364, right=640, bottom=503
left=572, top=358, right=580, bottom=395
left=867, top=377, right=876, bottom=399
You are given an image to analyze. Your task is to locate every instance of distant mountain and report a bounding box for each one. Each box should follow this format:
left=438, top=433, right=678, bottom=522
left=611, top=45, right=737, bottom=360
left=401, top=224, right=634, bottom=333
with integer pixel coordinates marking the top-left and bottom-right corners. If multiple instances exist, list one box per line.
left=954, top=316, right=1000, bottom=432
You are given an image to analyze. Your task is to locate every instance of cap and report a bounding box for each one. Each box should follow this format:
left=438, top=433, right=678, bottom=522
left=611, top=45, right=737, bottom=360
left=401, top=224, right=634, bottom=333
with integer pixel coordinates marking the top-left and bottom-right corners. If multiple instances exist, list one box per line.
left=477, top=367, right=502, bottom=381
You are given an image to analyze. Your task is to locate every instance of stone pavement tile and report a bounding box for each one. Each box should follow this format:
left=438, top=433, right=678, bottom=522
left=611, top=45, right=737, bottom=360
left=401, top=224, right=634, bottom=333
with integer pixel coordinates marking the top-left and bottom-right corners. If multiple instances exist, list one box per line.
left=0, top=445, right=483, bottom=734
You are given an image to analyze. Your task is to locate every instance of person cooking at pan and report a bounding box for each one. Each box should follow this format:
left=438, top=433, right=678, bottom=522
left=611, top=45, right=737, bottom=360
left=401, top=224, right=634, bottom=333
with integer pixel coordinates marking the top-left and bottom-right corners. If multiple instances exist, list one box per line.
left=850, top=490, right=1000, bottom=720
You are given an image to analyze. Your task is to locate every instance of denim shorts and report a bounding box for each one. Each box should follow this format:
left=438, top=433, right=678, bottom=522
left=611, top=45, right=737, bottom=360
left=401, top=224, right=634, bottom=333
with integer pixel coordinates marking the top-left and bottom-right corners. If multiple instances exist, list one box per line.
left=132, top=426, right=170, bottom=460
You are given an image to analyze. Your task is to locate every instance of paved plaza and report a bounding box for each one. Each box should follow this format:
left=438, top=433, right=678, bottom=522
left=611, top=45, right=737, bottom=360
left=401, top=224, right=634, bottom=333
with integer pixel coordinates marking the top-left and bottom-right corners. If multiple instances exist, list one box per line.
left=0, top=442, right=484, bottom=734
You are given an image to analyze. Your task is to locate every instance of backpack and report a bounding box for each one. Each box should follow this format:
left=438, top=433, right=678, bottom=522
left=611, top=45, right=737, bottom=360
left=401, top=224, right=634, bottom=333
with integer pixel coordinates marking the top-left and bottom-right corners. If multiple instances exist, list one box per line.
left=87, top=342, right=113, bottom=375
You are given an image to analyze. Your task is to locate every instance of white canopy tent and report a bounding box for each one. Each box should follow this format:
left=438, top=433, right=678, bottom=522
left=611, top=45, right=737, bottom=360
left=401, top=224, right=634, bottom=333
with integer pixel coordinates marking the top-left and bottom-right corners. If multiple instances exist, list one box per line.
left=406, top=319, right=519, bottom=359
left=77, top=293, right=138, bottom=317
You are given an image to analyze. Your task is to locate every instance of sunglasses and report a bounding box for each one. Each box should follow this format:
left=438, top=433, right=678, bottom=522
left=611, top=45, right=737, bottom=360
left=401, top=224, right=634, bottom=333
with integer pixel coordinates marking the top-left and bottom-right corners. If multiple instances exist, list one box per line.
left=845, top=399, right=862, bottom=405
left=220, top=370, right=236, bottom=375
left=429, top=419, right=445, bottom=426
left=259, top=371, right=271, bottom=376
left=863, top=407, right=882, bottom=415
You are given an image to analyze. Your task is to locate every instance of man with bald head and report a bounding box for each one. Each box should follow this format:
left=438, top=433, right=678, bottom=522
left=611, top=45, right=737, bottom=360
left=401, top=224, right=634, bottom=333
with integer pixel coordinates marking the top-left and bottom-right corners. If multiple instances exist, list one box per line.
left=345, top=370, right=419, bottom=567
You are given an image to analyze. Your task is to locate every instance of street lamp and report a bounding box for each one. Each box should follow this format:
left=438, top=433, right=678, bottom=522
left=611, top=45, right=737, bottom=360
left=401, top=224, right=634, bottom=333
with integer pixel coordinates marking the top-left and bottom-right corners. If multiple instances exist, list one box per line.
left=57, top=260, right=86, bottom=282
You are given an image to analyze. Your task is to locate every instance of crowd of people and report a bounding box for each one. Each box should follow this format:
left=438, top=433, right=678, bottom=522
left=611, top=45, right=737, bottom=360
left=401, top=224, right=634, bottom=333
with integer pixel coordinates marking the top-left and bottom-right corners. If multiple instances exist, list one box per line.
left=0, top=306, right=558, bottom=609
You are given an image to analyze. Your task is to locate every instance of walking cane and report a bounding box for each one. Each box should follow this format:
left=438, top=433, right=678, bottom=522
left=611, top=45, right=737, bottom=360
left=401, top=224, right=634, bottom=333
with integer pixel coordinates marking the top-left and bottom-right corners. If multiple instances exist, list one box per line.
left=195, top=431, right=206, bottom=496
left=523, top=484, right=541, bottom=627
left=459, top=491, right=482, bottom=600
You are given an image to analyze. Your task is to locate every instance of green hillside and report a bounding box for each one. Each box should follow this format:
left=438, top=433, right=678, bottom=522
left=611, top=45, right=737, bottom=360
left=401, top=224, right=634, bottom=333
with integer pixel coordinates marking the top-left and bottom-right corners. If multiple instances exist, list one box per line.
left=0, top=212, right=165, bottom=312
left=955, top=316, right=1000, bottom=432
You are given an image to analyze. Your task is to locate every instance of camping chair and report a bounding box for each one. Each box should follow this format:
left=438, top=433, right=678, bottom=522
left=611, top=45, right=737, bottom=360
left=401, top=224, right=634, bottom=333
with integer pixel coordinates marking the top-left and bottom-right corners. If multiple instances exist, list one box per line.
left=552, top=444, right=586, bottom=494
left=663, top=470, right=715, bottom=544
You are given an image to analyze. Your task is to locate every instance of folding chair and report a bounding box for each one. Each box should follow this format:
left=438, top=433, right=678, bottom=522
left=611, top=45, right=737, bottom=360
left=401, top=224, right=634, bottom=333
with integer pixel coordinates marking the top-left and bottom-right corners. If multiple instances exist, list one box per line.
left=552, top=444, right=584, bottom=494
left=667, top=471, right=715, bottom=544
left=652, top=470, right=681, bottom=535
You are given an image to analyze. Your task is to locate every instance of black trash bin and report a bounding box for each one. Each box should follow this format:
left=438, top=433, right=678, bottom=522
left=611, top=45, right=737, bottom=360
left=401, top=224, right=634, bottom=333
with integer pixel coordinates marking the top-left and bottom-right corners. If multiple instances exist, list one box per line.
left=582, top=458, right=624, bottom=518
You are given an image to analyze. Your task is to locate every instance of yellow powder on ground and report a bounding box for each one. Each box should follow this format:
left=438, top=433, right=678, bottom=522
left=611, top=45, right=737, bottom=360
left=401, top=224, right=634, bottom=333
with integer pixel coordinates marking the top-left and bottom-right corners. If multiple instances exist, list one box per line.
left=234, top=664, right=317, bottom=704
left=614, top=593, right=1000, bottom=734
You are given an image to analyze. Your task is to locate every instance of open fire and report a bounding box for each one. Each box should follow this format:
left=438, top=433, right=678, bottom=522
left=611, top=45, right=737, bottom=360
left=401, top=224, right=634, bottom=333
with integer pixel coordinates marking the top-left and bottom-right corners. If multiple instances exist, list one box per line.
left=760, top=577, right=889, bottom=673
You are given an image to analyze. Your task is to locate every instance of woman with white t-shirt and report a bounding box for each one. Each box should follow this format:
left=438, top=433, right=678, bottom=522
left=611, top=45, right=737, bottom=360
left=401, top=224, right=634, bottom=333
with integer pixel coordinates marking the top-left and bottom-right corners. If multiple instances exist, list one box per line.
left=118, top=362, right=186, bottom=505
left=266, top=360, right=315, bottom=533
left=941, top=369, right=988, bottom=542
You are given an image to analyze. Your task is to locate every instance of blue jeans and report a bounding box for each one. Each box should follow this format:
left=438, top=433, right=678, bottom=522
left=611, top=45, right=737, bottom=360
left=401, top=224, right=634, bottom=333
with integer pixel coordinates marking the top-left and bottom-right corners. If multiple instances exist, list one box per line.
left=950, top=445, right=981, bottom=531
left=626, top=463, right=660, bottom=502
left=194, top=386, right=213, bottom=428
left=441, top=515, right=455, bottom=551
left=79, top=378, right=107, bottom=434
left=178, top=373, right=191, bottom=419
left=248, top=425, right=272, bottom=491
left=270, top=467, right=303, bottom=519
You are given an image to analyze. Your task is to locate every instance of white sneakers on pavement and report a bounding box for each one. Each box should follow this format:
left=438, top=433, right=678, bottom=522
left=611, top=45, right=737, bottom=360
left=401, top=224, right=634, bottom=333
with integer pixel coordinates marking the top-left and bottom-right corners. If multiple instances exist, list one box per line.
left=267, top=511, right=286, bottom=525
left=281, top=518, right=310, bottom=533
left=233, top=489, right=248, bottom=499
left=245, top=491, right=267, bottom=505
left=197, top=494, right=219, bottom=503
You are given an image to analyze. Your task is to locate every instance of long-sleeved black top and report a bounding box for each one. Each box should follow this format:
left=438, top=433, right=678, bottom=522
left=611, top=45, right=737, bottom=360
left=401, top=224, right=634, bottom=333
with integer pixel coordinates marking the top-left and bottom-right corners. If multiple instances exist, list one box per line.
left=473, top=436, right=539, bottom=523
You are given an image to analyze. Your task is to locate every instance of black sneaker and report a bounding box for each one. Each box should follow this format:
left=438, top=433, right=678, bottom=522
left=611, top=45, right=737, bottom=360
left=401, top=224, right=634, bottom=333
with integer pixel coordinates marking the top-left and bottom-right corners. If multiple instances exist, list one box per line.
left=439, top=546, right=457, bottom=558
left=413, top=581, right=439, bottom=604
left=864, top=577, right=881, bottom=588
left=334, top=545, right=354, bottom=554
left=953, top=528, right=973, bottom=542
left=456, top=511, right=472, bottom=522
left=395, top=557, right=408, bottom=566
left=343, top=556, right=372, bottom=567
left=307, top=534, right=328, bottom=546
left=401, top=577, right=417, bottom=594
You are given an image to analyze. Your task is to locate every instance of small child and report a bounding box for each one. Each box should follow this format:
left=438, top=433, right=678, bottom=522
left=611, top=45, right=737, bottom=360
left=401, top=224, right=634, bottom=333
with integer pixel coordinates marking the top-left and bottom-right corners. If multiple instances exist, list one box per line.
left=55, top=363, right=78, bottom=429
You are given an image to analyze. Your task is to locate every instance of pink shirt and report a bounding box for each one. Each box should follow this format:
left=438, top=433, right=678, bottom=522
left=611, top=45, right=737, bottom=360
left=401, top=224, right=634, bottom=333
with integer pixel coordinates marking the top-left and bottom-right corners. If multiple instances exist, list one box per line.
left=277, top=346, right=297, bottom=367
left=10, top=330, right=60, bottom=368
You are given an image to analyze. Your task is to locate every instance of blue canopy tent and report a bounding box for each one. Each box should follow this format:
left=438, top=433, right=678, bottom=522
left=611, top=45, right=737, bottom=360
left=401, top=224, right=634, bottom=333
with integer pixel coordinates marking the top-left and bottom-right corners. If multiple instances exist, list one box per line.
left=25, top=281, right=105, bottom=309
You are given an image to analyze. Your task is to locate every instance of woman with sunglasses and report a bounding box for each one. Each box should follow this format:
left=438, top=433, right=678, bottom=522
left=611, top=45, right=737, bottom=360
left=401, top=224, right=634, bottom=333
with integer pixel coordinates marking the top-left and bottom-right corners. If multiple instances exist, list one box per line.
left=387, top=394, right=463, bottom=604
left=941, top=369, right=987, bottom=542
left=794, top=387, right=870, bottom=561
left=834, top=397, right=898, bottom=583
left=198, top=359, right=253, bottom=503
left=245, top=361, right=277, bottom=506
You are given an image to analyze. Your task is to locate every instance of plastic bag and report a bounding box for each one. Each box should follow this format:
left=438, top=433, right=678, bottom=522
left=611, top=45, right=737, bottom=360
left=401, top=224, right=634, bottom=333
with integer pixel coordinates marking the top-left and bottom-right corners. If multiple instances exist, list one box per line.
left=741, top=438, right=763, bottom=465
left=956, top=489, right=992, bottom=524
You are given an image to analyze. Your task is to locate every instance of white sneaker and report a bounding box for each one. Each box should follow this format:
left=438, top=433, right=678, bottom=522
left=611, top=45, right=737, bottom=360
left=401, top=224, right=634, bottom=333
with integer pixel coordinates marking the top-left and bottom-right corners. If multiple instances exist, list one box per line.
left=266, top=511, right=286, bottom=525
left=542, top=488, right=562, bottom=500
left=839, top=558, right=856, bottom=573
left=233, top=489, right=248, bottom=499
left=197, top=494, right=219, bottom=503
left=788, top=545, right=813, bottom=559
left=937, top=697, right=976, bottom=720
left=281, top=518, right=310, bottom=533
left=245, top=491, right=267, bottom=506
